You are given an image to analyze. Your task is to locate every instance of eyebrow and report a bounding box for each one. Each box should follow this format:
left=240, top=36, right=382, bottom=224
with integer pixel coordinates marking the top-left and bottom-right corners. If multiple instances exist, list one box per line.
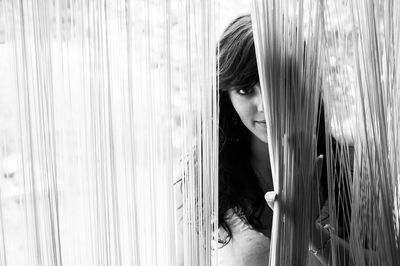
left=229, top=83, right=259, bottom=91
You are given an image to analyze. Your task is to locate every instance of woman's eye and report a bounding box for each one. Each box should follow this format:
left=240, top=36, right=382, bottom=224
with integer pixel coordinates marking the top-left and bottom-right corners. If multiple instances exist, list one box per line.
left=237, top=87, right=254, bottom=95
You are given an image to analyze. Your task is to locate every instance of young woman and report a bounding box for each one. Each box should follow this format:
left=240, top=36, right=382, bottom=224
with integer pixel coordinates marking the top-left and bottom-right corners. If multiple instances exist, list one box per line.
left=176, top=14, right=350, bottom=266
left=216, top=14, right=332, bottom=265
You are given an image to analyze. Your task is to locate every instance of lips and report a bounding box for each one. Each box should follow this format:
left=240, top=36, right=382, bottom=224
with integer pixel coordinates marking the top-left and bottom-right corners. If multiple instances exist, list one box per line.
left=255, top=120, right=267, bottom=128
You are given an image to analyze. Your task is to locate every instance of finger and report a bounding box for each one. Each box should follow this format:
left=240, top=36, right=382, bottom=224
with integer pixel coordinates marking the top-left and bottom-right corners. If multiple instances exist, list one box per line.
left=264, top=191, right=277, bottom=210
left=315, top=155, right=324, bottom=182
left=311, top=155, right=324, bottom=218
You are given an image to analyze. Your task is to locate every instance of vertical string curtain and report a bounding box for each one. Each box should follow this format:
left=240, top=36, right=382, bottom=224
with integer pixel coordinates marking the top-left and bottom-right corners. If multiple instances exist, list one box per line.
left=0, top=0, right=218, bottom=266
left=1, top=0, right=400, bottom=265
left=324, top=0, right=400, bottom=265
left=251, top=0, right=323, bottom=265
left=252, top=0, right=400, bottom=265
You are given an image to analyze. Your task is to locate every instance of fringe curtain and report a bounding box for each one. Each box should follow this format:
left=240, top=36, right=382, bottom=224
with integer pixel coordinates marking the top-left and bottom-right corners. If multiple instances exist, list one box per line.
left=252, top=0, right=400, bottom=265
left=251, top=0, right=323, bottom=265
left=1, top=0, right=400, bottom=265
left=0, top=0, right=218, bottom=266
left=324, top=0, right=400, bottom=265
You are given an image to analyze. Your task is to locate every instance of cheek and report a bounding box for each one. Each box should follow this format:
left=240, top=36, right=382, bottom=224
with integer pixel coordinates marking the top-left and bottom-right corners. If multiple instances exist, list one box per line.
left=229, top=96, right=254, bottom=125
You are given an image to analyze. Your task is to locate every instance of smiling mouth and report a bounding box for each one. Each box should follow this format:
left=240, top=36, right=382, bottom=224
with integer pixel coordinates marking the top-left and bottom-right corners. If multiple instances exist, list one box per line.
left=255, top=121, right=267, bottom=128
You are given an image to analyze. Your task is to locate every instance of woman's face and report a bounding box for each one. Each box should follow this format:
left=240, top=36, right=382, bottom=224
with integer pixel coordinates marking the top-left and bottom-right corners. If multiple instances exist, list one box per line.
left=228, top=83, right=268, bottom=143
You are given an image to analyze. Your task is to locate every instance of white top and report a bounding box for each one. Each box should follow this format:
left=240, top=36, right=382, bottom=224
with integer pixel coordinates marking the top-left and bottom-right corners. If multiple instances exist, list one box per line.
left=216, top=209, right=270, bottom=266
left=174, top=180, right=270, bottom=265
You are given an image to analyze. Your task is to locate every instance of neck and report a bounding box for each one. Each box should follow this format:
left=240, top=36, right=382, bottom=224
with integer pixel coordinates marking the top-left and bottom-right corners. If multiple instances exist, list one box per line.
left=250, top=134, right=273, bottom=193
left=250, top=133, right=269, bottom=166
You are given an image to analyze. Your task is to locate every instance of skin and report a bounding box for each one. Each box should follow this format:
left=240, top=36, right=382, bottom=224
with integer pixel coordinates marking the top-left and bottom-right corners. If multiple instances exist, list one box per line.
left=229, top=82, right=274, bottom=237
left=228, top=83, right=268, bottom=144
left=228, top=82, right=273, bottom=192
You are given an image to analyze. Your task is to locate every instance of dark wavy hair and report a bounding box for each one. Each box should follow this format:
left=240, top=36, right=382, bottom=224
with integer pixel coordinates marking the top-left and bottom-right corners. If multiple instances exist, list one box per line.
left=217, top=15, right=266, bottom=242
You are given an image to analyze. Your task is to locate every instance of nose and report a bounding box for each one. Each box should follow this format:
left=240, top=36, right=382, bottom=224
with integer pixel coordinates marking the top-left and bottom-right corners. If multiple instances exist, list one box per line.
left=257, top=98, right=264, bottom=112
left=255, top=85, right=264, bottom=112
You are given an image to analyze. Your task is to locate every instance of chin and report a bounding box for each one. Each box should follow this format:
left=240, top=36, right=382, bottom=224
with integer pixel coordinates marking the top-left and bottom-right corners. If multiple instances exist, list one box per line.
left=254, top=132, right=269, bottom=144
